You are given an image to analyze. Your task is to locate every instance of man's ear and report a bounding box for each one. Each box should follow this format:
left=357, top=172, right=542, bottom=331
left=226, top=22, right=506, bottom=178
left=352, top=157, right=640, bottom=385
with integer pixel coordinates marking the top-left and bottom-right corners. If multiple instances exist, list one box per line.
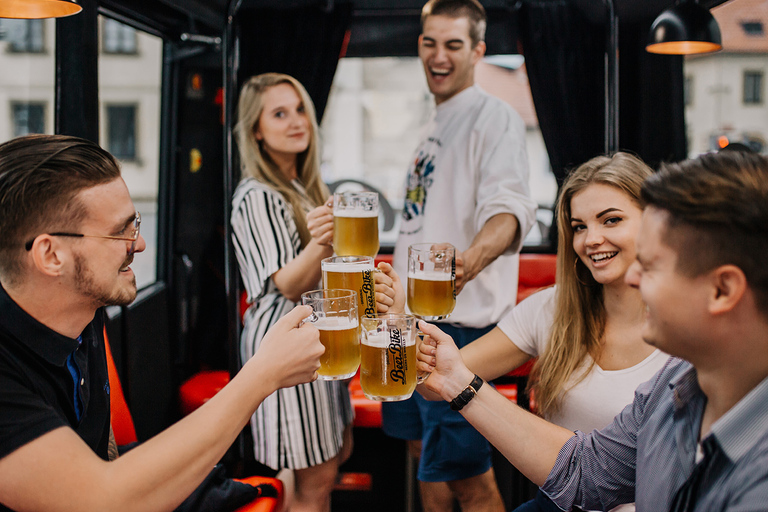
left=709, top=264, right=747, bottom=316
left=471, top=40, right=486, bottom=64
left=29, top=236, right=66, bottom=278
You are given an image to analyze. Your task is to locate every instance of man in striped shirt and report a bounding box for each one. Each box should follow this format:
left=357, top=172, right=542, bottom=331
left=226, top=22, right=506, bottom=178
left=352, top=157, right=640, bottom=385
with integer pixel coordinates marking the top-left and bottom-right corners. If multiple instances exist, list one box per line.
left=419, top=150, right=768, bottom=511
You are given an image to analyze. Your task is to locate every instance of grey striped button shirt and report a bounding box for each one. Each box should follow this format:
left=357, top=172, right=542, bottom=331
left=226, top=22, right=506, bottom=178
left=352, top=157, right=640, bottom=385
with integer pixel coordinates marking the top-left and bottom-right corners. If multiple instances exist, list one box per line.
left=541, top=357, right=768, bottom=511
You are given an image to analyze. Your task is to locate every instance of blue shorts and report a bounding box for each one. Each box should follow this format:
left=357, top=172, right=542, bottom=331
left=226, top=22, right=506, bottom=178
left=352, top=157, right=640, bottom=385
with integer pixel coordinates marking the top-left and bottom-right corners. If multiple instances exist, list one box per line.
left=381, top=323, right=494, bottom=482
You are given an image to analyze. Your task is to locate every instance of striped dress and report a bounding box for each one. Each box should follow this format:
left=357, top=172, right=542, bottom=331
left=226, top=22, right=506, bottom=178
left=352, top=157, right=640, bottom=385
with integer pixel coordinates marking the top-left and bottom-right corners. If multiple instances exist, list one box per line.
left=231, top=177, right=353, bottom=470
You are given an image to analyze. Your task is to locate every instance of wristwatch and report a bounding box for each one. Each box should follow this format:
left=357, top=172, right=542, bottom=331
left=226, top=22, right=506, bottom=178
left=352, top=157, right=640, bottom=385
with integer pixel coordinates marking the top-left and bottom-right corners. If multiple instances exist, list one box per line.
left=449, top=374, right=484, bottom=411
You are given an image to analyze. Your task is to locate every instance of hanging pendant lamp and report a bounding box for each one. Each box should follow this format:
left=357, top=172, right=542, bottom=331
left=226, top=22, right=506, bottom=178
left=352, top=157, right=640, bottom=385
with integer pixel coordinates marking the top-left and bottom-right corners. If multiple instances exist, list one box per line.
left=0, top=0, right=82, bottom=19
left=646, top=0, right=722, bottom=55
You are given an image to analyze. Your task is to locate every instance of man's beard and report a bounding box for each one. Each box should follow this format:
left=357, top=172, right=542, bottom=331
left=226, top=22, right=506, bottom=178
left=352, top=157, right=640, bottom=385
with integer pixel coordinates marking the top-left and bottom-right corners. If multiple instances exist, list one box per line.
left=74, top=252, right=137, bottom=307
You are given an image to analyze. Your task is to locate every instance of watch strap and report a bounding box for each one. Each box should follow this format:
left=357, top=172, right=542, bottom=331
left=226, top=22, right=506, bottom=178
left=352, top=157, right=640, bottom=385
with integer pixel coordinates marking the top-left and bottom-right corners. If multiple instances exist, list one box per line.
left=449, top=374, right=483, bottom=411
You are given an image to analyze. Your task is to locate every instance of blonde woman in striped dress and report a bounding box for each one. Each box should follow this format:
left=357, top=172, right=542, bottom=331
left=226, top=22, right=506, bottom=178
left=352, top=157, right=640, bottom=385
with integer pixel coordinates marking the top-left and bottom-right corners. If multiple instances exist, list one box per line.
left=231, top=73, right=352, bottom=512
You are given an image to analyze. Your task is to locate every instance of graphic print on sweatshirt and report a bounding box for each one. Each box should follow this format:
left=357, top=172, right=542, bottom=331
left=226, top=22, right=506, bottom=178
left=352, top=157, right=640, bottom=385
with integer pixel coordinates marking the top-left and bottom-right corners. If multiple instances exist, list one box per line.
left=401, top=136, right=440, bottom=235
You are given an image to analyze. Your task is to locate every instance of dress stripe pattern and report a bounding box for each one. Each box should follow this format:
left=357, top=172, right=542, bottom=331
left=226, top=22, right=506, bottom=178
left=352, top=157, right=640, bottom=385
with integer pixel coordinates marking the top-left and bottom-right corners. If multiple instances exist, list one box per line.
left=232, top=178, right=353, bottom=470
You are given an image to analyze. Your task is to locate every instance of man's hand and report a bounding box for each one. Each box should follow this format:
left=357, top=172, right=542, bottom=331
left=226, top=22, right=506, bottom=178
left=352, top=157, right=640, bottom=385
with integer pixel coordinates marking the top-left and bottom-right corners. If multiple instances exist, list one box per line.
left=250, top=305, right=324, bottom=389
left=455, top=213, right=519, bottom=295
left=416, top=320, right=475, bottom=402
left=306, top=200, right=334, bottom=246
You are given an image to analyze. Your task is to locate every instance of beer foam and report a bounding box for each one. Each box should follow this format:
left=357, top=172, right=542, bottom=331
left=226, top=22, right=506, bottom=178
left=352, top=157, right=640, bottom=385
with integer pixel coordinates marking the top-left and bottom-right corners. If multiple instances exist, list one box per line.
left=363, top=331, right=416, bottom=348
left=314, top=317, right=359, bottom=330
left=407, top=270, right=453, bottom=281
left=334, top=209, right=378, bottom=218
left=323, top=262, right=374, bottom=273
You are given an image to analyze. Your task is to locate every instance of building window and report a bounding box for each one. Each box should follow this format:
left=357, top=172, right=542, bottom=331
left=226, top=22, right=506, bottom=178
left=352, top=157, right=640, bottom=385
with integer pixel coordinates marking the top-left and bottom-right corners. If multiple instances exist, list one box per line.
left=102, top=18, right=137, bottom=54
left=684, top=76, right=693, bottom=106
left=1, top=19, right=45, bottom=53
left=744, top=71, right=763, bottom=105
left=12, top=103, right=45, bottom=136
left=742, top=21, right=764, bottom=36
left=106, top=105, right=137, bottom=160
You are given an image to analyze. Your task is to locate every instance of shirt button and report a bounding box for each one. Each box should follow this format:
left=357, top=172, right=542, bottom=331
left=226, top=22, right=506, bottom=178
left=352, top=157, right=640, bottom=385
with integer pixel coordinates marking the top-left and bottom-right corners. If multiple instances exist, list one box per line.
left=80, top=378, right=85, bottom=386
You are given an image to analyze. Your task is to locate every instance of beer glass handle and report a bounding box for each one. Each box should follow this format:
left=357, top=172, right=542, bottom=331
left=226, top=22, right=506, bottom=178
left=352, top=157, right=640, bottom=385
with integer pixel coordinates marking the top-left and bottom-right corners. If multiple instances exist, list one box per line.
left=301, top=311, right=318, bottom=325
left=416, top=329, right=431, bottom=384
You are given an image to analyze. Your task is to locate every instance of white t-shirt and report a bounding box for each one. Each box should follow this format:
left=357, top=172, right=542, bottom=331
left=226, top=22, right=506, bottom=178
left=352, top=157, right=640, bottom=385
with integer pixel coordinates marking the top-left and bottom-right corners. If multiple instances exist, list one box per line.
left=393, top=85, right=537, bottom=328
left=496, top=286, right=670, bottom=433
left=498, top=287, right=669, bottom=512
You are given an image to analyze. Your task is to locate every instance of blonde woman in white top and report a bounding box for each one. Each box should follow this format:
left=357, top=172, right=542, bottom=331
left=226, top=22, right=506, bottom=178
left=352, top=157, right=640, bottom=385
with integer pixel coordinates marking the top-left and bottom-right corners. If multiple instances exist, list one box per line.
left=403, top=153, right=670, bottom=511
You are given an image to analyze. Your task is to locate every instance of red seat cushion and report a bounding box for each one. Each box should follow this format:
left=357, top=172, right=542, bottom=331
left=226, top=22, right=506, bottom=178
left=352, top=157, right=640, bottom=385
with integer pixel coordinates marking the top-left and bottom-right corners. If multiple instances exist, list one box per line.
left=348, top=373, right=383, bottom=428
left=179, top=370, right=231, bottom=416
left=517, top=253, right=557, bottom=303
left=232, top=476, right=284, bottom=512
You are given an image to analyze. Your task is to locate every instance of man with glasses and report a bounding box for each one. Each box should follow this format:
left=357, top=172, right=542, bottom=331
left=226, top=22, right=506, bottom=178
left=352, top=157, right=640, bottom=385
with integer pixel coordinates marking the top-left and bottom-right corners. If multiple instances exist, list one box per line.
left=0, top=134, right=325, bottom=512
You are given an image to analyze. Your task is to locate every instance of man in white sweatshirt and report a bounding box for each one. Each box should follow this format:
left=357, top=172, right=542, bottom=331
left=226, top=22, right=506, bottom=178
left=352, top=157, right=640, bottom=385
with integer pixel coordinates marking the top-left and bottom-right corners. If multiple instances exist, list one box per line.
left=382, top=1, right=537, bottom=510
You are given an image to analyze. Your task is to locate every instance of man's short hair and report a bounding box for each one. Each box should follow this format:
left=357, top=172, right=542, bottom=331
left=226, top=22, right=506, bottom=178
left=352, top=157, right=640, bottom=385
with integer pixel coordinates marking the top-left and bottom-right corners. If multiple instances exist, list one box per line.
left=421, top=0, right=487, bottom=47
left=642, top=151, right=768, bottom=318
left=0, top=134, right=121, bottom=284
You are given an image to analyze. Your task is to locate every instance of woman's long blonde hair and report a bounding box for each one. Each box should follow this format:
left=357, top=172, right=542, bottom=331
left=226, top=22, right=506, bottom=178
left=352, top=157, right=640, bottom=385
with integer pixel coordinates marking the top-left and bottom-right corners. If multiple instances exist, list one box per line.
left=529, top=152, right=653, bottom=417
left=234, top=73, right=329, bottom=247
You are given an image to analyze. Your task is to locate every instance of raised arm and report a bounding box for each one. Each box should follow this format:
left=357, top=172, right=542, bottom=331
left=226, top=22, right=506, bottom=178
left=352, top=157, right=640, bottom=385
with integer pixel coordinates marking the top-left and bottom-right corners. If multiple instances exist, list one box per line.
left=455, top=213, right=518, bottom=294
left=271, top=203, right=334, bottom=302
left=0, top=306, right=323, bottom=512
left=418, top=320, right=573, bottom=486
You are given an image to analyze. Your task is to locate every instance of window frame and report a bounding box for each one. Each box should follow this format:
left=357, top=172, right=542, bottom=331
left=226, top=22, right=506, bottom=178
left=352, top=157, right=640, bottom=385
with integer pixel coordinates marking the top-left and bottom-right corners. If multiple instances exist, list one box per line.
left=10, top=101, right=47, bottom=136
left=2, top=19, right=46, bottom=54
left=105, top=103, right=139, bottom=161
left=101, top=17, right=139, bottom=55
left=743, top=70, right=764, bottom=105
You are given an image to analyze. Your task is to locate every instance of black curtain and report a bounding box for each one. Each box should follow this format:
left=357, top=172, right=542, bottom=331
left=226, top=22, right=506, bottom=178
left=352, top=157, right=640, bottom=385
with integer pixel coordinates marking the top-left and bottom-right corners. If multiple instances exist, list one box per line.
left=234, top=2, right=353, bottom=122
left=618, top=19, right=687, bottom=170
left=517, top=0, right=606, bottom=189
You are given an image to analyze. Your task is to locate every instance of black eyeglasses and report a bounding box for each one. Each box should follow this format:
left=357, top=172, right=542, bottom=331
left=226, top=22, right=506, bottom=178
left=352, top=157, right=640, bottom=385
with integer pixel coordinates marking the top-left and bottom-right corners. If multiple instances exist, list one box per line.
left=25, top=211, right=141, bottom=254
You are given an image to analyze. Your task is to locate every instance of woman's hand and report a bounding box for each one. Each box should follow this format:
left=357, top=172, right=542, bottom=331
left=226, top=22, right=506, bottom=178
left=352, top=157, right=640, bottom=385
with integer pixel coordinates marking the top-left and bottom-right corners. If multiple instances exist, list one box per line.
left=375, top=262, right=406, bottom=314
left=306, top=200, right=334, bottom=246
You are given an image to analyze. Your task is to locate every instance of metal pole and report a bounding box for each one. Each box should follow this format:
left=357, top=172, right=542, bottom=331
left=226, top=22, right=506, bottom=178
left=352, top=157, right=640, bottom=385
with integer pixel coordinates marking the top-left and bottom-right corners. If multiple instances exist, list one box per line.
left=605, top=0, right=619, bottom=153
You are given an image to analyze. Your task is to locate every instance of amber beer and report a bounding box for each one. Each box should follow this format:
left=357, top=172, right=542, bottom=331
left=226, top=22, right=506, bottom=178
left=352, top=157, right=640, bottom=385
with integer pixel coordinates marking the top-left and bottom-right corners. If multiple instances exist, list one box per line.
left=407, top=243, right=456, bottom=321
left=322, top=256, right=377, bottom=324
left=316, top=317, right=361, bottom=380
left=333, top=192, right=379, bottom=257
left=333, top=211, right=379, bottom=257
left=407, top=271, right=455, bottom=320
left=301, top=289, right=360, bottom=380
left=360, top=315, right=418, bottom=401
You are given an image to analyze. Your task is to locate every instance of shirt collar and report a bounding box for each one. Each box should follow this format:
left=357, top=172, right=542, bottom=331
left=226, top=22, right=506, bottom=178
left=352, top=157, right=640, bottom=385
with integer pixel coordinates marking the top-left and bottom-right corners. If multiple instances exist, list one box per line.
left=0, top=282, right=82, bottom=366
left=710, top=373, right=768, bottom=463
left=435, top=84, right=481, bottom=115
left=669, top=361, right=768, bottom=463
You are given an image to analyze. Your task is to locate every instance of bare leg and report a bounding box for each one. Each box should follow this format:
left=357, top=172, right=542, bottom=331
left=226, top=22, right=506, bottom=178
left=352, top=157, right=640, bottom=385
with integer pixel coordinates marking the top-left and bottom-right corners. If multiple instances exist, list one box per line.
left=419, top=480, right=456, bottom=512
left=289, top=425, right=353, bottom=512
left=448, top=468, right=505, bottom=512
left=276, top=468, right=294, bottom=512
left=407, top=439, right=454, bottom=512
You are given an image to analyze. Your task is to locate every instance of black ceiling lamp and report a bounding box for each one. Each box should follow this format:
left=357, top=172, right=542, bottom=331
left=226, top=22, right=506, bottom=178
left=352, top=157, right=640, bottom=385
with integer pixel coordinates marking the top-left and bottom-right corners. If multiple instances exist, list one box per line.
left=646, top=0, right=722, bottom=55
left=0, top=0, right=82, bottom=19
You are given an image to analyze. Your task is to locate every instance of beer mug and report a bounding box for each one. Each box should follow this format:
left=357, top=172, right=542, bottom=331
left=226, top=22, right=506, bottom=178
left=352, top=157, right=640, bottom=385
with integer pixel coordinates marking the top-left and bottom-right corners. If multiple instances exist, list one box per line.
left=322, top=256, right=378, bottom=324
left=301, top=289, right=360, bottom=380
left=333, top=191, right=379, bottom=257
left=407, top=243, right=456, bottom=321
left=360, top=314, right=419, bottom=401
